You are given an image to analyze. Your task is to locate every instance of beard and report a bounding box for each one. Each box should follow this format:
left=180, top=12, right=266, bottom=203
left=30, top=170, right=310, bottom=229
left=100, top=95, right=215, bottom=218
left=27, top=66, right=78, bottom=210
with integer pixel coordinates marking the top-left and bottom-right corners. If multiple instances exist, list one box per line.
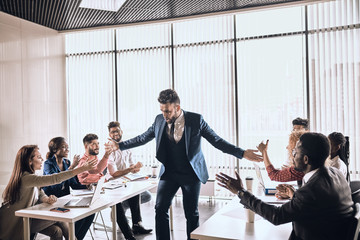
left=89, top=148, right=99, bottom=156
left=114, top=135, right=122, bottom=142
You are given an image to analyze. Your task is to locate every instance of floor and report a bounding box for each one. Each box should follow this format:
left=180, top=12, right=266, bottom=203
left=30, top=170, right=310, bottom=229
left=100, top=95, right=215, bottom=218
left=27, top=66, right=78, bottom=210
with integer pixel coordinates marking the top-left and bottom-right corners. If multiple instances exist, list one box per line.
left=37, top=194, right=231, bottom=240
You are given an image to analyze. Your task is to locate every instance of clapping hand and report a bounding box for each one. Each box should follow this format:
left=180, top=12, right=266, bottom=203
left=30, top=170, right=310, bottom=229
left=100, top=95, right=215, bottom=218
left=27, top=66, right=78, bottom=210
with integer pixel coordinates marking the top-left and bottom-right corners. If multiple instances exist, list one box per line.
left=104, top=142, right=114, bottom=157
left=45, top=195, right=57, bottom=204
left=107, top=138, right=120, bottom=151
left=82, top=158, right=98, bottom=171
left=70, top=154, right=80, bottom=169
left=130, top=162, right=143, bottom=173
left=276, top=184, right=295, bottom=199
left=257, top=140, right=269, bottom=153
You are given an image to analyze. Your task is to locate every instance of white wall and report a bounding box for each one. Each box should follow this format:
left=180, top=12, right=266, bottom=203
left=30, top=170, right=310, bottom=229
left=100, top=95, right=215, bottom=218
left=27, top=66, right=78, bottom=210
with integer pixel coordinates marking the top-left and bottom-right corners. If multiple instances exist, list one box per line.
left=0, top=12, right=66, bottom=202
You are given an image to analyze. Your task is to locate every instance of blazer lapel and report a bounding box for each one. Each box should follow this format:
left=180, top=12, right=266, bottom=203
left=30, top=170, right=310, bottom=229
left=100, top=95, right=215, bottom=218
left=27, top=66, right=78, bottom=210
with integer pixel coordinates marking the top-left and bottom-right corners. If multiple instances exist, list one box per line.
left=184, top=111, right=190, bottom=156
left=156, top=119, right=166, bottom=154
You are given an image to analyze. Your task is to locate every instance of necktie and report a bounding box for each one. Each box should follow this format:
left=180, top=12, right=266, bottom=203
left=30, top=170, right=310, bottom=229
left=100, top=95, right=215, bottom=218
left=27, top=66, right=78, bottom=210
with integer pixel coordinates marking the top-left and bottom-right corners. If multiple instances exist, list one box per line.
left=169, top=123, right=175, bottom=142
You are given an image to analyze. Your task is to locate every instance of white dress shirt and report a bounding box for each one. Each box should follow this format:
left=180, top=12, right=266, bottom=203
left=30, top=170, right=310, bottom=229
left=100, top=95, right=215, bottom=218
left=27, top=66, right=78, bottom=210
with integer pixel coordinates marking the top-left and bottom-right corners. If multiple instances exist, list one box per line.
left=166, top=110, right=185, bottom=143
left=302, top=168, right=319, bottom=186
left=325, top=155, right=347, bottom=177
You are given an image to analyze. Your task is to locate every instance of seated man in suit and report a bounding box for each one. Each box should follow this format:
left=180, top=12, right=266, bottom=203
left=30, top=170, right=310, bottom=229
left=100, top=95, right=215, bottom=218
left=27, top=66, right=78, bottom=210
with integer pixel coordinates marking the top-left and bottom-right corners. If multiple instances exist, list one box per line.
left=217, top=132, right=354, bottom=240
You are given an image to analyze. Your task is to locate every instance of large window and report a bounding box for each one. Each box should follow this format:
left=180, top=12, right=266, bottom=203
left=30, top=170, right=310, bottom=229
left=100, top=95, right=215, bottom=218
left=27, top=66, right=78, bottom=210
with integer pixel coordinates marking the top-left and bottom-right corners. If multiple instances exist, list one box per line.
left=65, top=0, right=360, bottom=190
left=116, top=24, right=171, bottom=168
left=66, top=29, right=115, bottom=157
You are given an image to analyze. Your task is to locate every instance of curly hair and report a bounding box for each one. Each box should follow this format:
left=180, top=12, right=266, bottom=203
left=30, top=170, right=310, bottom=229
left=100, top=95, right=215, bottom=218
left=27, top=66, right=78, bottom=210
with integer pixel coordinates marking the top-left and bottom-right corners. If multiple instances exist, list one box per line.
left=288, top=130, right=306, bottom=161
left=292, top=117, right=309, bottom=130
left=108, top=121, right=120, bottom=131
left=157, top=89, right=180, bottom=104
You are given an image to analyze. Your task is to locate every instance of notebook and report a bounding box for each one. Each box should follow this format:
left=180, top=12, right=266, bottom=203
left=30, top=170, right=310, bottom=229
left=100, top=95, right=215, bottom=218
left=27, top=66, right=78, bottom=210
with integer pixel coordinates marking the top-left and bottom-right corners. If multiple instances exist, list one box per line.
left=122, top=173, right=149, bottom=181
left=103, top=179, right=125, bottom=189
left=64, top=177, right=105, bottom=208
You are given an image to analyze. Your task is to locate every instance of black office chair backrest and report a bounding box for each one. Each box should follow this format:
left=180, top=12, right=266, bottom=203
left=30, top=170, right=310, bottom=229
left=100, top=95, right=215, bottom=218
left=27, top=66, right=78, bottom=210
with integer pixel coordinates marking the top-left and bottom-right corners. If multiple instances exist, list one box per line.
left=351, top=181, right=360, bottom=204
left=347, top=203, right=360, bottom=240
left=340, top=136, right=350, bottom=181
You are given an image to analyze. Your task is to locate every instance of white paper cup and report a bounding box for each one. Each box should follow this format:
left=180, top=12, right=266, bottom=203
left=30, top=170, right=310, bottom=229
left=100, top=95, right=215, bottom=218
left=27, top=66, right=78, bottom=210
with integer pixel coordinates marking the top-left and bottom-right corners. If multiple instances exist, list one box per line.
left=246, top=208, right=255, bottom=223
left=245, top=177, right=253, bottom=192
left=151, top=166, right=158, bottom=177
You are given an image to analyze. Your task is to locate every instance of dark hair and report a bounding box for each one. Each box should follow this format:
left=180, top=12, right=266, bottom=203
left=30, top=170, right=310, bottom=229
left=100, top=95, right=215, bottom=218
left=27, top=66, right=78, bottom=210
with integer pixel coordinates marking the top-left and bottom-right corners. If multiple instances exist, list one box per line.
left=299, top=132, right=330, bottom=168
left=292, top=117, right=309, bottom=130
left=328, top=132, right=346, bottom=147
left=108, top=121, right=120, bottom=131
left=328, top=131, right=349, bottom=170
left=47, top=137, right=66, bottom=159
left=83, top=134, right=98, bottom=145
left=157, top=89, right=180, bottom=105
left=3, top=145, right=38, bottom=205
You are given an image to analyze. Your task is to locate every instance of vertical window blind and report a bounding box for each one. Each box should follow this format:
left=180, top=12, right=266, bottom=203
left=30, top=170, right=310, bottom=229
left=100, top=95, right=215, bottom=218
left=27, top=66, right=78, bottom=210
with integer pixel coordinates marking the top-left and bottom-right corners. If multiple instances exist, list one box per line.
left=65, top=0, right=360, bottom=197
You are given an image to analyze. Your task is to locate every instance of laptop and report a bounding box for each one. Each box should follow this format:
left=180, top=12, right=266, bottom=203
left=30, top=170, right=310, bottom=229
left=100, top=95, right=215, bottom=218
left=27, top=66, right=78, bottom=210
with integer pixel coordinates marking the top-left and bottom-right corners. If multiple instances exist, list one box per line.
left=64, top=177, right=105, bottom=208
left=253, top=163, right=280, bottom=195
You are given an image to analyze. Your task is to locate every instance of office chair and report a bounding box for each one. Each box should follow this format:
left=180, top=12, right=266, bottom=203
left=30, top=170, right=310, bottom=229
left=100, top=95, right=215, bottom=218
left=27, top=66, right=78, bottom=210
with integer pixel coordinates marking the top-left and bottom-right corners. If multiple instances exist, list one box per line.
left=347, top=203, right=360, bottom=240
left=351, top=181, right=360, bottom=204
left=340, top=136, right=350, bottom=181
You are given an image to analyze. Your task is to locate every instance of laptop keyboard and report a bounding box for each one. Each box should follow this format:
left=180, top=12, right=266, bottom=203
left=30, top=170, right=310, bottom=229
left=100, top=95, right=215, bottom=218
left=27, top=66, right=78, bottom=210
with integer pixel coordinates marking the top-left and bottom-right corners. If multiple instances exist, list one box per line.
left=77, top=197, right=92, bottom=205
left=66, top=196, right=92, bottom=206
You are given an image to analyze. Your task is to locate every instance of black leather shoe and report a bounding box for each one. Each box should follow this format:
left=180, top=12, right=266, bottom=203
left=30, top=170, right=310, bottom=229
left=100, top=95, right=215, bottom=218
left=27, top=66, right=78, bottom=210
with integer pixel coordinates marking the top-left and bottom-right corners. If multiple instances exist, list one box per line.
left=132, top=222, right=153, bottom=234
left=126, top=237, right=136, bottom=240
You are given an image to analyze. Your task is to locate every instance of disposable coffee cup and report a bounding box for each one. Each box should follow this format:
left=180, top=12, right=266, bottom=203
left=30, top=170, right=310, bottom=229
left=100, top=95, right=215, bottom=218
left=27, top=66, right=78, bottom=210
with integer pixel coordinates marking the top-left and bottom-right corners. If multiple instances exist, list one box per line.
left=151, top=166, right=158, bottom=178
left=245, top=177, right=253, bottom=192
left=246, top=208, right=255, bottom=223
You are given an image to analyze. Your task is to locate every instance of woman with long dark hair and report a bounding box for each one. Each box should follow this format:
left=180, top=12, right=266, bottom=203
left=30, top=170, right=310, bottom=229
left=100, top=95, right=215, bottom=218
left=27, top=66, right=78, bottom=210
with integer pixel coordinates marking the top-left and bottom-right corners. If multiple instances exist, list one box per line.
left=326, top=132, right=348, bottom=178
left=0, top=145, right=96, bottom=240
left=43, top=137, right=95, bottom=240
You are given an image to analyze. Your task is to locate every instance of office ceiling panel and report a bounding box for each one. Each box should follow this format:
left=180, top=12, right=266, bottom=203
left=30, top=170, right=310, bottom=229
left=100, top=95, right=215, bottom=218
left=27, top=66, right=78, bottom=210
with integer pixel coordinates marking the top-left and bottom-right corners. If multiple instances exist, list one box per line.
left=0, top=0, right=320, bottom=31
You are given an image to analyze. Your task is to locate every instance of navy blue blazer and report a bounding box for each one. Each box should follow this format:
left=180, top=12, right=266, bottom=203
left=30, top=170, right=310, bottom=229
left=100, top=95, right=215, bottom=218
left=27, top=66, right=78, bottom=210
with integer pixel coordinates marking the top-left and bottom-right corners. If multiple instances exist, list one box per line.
left=119, top=110, right=245, bottom=183
left=43, top=156, right=86, bottom=197
left=240, top=166, right=354, bottom=240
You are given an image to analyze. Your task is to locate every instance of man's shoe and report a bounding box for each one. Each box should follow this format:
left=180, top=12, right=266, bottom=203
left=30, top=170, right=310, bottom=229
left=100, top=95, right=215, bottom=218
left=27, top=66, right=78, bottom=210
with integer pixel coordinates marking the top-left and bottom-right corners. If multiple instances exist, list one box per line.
left=126, top=237, right=136, bottom=240
left=132, top=222, right=153, bottom=234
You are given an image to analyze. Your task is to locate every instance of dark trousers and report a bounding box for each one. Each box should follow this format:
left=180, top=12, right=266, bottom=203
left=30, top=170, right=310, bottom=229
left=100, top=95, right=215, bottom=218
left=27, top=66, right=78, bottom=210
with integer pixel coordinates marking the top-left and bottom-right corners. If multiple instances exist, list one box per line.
left=75, top=214, right=95, bottom=240
left=116, top=195, right=141, bottom=238
left=123, top=194, right=142, bottom=224
left=155, top=178, right=201, bottom=240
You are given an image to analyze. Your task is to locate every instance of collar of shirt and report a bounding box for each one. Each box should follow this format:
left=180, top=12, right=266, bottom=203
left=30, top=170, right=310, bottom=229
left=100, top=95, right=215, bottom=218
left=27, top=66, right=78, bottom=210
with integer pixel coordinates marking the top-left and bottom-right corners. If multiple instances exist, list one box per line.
left=302, top=168, right=319, bottom=185
left=167, top=110, right=185, bottom=143
left=83, top=153, right=98, bottom=161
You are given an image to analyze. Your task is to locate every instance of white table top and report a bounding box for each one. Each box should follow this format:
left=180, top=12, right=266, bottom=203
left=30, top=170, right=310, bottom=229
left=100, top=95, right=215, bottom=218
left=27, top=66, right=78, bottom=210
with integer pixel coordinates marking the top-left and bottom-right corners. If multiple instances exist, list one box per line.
left=191, top=197, right=292, bottom=240
left=15, top=179, right=158, bottom=223
left=15, top=197, right=113, bottom=223
left=104, top=179, right=158, bottom=204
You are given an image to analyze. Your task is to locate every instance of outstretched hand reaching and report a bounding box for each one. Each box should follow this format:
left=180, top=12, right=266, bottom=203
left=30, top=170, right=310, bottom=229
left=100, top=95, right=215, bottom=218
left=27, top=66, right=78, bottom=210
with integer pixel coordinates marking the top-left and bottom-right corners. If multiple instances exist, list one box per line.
left=216, top=171, right=244, bottom=194
left=243, top=149, right=263, bottom=162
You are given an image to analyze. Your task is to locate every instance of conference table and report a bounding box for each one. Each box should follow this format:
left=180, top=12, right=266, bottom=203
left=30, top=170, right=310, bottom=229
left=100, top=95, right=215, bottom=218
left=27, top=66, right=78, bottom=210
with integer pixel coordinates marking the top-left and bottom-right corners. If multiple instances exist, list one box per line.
left=15, top=179, right=158, bottom=240
left=191, top=197, right=292, bottom=240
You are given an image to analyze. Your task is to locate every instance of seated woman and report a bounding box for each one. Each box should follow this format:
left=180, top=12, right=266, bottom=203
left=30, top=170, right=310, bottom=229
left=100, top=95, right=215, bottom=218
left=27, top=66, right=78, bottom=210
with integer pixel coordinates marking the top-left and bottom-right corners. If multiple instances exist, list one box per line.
left=326, top=132, right=348, bottom=178
left=43, top=137, right=96, bottom=240
left=257, top=130, right=306, bottom=182
left=0, top=145, right=96, bottom=240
